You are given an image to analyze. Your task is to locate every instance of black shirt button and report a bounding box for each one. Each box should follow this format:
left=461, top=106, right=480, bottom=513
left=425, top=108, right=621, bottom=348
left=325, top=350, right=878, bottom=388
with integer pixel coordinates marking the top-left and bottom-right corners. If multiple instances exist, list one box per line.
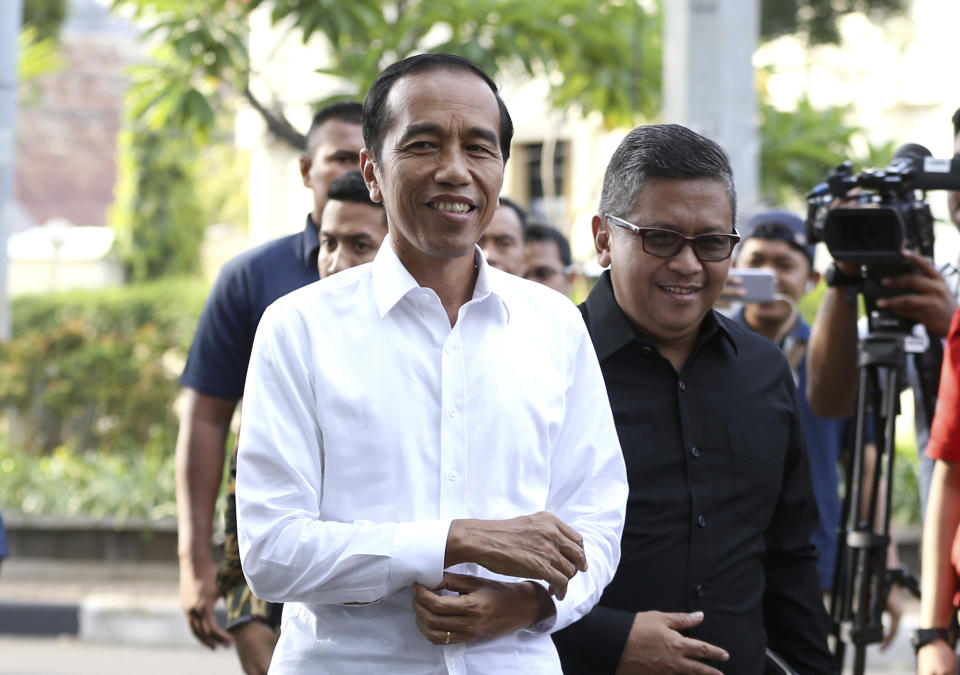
left=678, top=380, right=686, bottom=391
left=691, top=445, right=700, bottom=458
left=697, top=515, right=707, bottom=528
left=695, top=584, right=705, bottom=597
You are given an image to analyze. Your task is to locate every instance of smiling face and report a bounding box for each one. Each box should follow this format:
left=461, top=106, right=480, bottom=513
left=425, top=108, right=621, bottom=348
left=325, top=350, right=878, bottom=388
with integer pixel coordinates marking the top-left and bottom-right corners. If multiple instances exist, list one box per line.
left=360, top=68, right=504, bottom=271
left=594, top=177, right=734, bottom=351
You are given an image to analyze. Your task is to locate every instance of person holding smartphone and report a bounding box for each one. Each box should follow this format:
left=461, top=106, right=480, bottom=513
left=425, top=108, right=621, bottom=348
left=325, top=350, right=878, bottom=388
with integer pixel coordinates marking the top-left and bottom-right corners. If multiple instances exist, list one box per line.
left=730, top=211, right=903, bottom=646
left=731, top=212, right=844, bottom=586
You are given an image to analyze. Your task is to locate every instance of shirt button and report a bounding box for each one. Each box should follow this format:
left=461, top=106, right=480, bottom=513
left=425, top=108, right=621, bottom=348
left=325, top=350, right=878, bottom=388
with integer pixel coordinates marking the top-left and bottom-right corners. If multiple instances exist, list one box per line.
left=691, top=446, right=700, bottom=458
left=444, top=343, right=458, bottom=354
left=448, top=470, right=459, bottom=482
left=447, top=407, right=457, bottom=418
left=678, top=380, right=686, bottom=391
left=697, top=515, right=707, bottom=528
left=695, top=584, right=705, bottom=597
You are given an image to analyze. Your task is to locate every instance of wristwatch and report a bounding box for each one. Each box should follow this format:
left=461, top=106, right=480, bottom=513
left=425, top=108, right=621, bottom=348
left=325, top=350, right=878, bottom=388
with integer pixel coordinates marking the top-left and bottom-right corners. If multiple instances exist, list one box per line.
left=912, top=627, right=953, bottom=652
left=824, top=262, right=860, bottom=288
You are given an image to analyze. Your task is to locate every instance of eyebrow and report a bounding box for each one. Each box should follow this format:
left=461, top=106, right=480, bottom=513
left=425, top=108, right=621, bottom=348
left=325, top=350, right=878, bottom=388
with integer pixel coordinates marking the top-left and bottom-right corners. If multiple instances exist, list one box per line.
left=398, top=123, right=499, bottom=148
left=398, top=123, right=443, bottom=145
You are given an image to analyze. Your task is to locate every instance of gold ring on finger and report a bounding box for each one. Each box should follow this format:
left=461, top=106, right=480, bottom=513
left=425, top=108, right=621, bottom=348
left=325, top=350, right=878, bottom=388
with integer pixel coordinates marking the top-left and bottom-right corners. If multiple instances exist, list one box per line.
left=444, top=630, right=451, bottom=645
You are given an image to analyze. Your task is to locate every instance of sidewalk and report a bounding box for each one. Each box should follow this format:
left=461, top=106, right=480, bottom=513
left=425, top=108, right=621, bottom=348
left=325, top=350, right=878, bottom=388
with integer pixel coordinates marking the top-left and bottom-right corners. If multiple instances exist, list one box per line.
left=0, top=557, right=921, bottom=672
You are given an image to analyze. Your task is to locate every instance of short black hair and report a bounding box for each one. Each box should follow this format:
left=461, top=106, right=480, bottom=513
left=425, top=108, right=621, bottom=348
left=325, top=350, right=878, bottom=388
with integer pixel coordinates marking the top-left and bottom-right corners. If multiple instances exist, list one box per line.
left=953, top=107, right=960, bottom=139
left=305, top=101, right=362, bottom=157
left=362, top=53, right=513, bottom=162
left=497, top=196, right=528, bottom=232
left=599, top=124, right=736, bottom=228
left=326, top=169, right=384, bottom=214
left=525, top=223, right=572, bottom=267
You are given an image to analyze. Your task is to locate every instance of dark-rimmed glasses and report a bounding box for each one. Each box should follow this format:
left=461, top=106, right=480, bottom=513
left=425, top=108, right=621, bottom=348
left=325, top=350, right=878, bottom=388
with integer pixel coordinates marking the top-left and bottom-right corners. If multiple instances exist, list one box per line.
left=605, top=214, right=740, bottom=262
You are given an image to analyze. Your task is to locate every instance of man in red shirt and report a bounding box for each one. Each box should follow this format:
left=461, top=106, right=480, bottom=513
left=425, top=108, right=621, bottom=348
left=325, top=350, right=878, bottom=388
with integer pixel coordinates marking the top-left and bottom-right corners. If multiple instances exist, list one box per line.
left=916, top=106, right=960, bottom=672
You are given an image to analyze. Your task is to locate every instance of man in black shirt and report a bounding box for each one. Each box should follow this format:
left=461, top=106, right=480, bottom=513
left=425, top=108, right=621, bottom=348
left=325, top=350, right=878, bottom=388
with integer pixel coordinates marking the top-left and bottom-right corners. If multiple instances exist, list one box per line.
left=553, top=124, right=833, bottom=674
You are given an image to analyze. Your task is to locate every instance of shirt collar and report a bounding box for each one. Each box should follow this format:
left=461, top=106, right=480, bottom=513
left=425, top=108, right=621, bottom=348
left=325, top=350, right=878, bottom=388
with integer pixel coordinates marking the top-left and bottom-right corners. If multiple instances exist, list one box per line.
left=302, top=214, right=321, bottom=267
left=582, top=270, right=737, bottom=360
left=372, top=239, right=511, bottom=323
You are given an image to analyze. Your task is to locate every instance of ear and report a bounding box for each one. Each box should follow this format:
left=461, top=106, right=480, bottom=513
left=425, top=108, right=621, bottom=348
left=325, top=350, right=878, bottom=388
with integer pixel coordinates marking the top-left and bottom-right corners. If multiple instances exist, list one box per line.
left=299, top=156, right=312, bottom=188
left=592, top=214, right=612, bottom=268
left=807, top=269, right=821, bottom=293
left=360, top=148, right=383, bottom=203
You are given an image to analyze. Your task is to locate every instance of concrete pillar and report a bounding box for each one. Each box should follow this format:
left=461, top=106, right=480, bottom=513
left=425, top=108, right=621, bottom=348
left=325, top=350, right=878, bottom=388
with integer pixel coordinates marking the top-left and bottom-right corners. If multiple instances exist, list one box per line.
left=0, top=0, right=22, bottom=340
left=663, top=0, right=760, bottom=220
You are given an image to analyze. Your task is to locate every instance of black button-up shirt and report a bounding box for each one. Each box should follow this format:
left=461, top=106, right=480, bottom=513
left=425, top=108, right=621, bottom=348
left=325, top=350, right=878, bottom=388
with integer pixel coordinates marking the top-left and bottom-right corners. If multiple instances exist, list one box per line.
left=554, top=272, right=833, bottom=674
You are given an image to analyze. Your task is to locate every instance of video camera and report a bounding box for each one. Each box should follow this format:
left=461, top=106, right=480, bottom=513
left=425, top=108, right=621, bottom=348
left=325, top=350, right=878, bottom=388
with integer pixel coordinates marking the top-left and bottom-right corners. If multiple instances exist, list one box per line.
left=806, top=145, right=960, bottom=674
left=805, top=144, right=960, bottom=332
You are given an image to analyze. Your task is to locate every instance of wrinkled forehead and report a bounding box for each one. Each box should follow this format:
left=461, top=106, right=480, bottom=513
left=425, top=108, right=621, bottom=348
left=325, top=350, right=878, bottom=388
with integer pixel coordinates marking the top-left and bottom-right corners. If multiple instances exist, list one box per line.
left=383, top=67, right=501, bottom=135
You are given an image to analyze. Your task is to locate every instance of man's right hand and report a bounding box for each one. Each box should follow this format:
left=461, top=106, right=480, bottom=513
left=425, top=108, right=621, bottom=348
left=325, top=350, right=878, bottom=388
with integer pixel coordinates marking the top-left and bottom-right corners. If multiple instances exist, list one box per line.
left=615, top=611, right=728, bottom=675
left=232, top=620, right=278, bottom=675
left=179, top=559, right=232, bottom=649
left=445, top=512, right=586, bottom=599
left=917, top=639, right=956, bottom=675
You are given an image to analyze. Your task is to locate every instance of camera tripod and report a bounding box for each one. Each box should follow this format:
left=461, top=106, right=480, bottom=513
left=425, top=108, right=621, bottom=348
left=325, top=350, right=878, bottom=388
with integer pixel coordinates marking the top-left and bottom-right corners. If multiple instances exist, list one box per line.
left=829, top=326, right=925, bottom=674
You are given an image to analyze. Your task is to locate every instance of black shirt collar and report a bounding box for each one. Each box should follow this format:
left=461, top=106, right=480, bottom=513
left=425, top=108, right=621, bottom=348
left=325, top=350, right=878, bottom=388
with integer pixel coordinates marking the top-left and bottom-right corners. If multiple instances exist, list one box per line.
left=580, top=270, right=738, bottom=362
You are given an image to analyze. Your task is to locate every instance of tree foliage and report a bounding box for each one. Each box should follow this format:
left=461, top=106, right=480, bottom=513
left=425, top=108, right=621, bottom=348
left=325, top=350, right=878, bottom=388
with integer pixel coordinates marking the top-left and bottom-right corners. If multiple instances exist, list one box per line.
left=22, top=0, right=68, bottom=43
left=761, top=0, right=905, bottom=45
left=112, top=0, right=662, bottom=143
left=109, top=117, right=207, bottom=281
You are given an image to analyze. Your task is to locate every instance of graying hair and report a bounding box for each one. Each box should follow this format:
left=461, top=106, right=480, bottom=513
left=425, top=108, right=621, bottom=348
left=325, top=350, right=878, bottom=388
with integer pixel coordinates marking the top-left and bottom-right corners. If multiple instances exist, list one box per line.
left=598, top=124, right=737, bottom=225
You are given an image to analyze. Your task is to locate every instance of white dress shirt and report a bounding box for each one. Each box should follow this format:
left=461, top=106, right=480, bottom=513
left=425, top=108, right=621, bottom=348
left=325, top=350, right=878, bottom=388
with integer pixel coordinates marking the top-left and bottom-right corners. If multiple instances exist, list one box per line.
left=237, top=242, right=627, bottom=674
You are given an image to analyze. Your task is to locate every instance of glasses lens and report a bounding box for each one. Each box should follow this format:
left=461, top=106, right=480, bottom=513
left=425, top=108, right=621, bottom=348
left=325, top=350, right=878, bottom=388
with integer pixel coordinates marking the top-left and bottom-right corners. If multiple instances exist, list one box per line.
left=642, top=230, right=684, bottom=257
left=693, top=235, right=734, bottom=261
left=526, top=266, right=557, bottom=281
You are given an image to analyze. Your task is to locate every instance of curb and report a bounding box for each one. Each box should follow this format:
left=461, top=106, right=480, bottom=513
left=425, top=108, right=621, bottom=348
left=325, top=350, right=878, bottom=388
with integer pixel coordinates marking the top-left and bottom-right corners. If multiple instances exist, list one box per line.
left=0, top=598, right=226, bottom=646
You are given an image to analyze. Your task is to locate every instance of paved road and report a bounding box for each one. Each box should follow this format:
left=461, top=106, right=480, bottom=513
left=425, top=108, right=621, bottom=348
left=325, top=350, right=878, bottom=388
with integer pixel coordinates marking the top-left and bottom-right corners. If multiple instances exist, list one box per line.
left=0, top=636, right=238, bottom=675
left=0, top=633, right=918, bottom=675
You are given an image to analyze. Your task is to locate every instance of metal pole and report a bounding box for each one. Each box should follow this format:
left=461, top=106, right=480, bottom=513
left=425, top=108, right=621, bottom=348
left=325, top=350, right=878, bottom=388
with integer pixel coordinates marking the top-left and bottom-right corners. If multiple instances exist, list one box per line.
left=0, top=0, right=22, bottom=341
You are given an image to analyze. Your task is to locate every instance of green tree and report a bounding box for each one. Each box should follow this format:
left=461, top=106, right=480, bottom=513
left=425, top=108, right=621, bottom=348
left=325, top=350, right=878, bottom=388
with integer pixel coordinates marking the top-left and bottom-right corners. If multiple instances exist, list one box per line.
left=761, top=0, right=904, bottom=45
left=104, top=0, right=907, bottom=269
left=112, top=0, right=662, bottom=145
left=109, top=119, right=206, bottom=281
left=23, top=0, right=68, bottom=42
left=19, top=0, right=68, bottom=90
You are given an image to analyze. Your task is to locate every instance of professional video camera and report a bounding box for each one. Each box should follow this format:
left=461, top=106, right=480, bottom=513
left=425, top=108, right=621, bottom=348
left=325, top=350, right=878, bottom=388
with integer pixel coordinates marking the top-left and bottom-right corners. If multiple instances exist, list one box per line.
left=805, top=146, right=960, bottom=674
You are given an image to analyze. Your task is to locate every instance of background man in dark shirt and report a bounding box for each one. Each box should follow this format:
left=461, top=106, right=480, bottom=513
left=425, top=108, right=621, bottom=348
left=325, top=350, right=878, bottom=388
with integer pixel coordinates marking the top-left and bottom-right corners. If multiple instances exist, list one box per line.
left=215, top=169, right=387, bottom=673
left=175, top=102, right=363, bottom=671
left=553, top=124, right=833, bottom=674
left=523, top=223, right=576, bottom=297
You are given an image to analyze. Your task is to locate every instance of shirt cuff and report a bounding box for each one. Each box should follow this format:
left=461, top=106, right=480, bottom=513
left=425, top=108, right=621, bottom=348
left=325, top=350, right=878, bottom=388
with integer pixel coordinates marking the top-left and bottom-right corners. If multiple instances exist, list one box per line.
left=391, top=519, right=452, bottom=590
left=519, top=579, right=559, bottom=634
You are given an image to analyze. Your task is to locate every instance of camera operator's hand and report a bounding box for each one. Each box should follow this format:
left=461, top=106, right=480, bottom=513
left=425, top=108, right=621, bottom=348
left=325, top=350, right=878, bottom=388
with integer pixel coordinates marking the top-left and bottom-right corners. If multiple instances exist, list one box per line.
left=880, top=583, right=902, bottom=651
left=878, top=250, right=957, bottom=338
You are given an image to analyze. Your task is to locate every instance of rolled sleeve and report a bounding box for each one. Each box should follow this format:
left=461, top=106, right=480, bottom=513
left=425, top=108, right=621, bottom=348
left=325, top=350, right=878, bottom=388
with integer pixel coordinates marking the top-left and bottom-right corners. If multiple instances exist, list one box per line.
left=541, top=312, right=628, bottom=633
left=238, top=303, right=451, bottom=606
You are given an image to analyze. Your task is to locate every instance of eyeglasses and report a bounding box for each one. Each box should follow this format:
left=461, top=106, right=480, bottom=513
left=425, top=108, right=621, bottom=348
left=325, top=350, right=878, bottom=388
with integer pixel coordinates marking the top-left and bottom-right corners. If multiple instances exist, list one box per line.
left=524, top=265, right=561, bottom=282
left=605, top=214, right=740, bottom=262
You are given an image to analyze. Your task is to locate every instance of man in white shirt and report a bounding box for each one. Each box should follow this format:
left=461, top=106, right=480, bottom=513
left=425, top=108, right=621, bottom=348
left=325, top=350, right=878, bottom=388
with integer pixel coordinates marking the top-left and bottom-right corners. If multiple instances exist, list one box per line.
left=235, top=53, right=628, bottom=674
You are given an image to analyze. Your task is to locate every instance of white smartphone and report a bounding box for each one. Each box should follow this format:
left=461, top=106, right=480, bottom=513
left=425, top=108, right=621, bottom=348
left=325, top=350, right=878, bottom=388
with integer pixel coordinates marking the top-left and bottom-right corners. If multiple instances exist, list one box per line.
left=730, top=268, right=776, bottom=303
